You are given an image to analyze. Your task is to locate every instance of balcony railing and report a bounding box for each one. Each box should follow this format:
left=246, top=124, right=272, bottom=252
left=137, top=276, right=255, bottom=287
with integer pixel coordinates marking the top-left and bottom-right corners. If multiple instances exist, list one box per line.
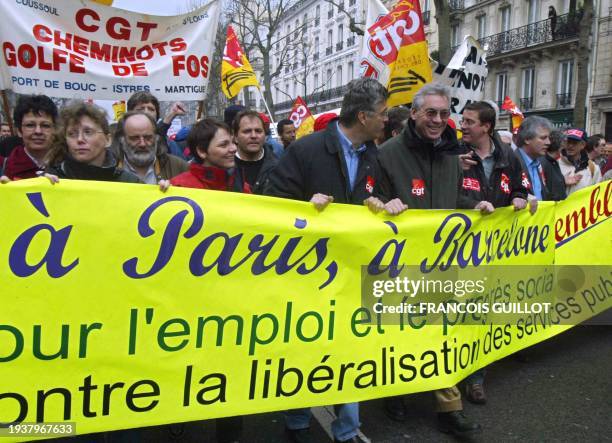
left=347, top=36, right=355, bottom=46
left=326, top=46, right=333, bottom=55
left=273, top=84, right=348, bottom=112
left=478, top=13, right=579, bottom=57
left=519, top=97, right=534, bottom=110
left=557, top=93, right=572, bottom=108
left=449, top=0, right=464, bottom=11
left=423, top=11, right=430, bottom=25
left=336, top=42, right=344, bottom=51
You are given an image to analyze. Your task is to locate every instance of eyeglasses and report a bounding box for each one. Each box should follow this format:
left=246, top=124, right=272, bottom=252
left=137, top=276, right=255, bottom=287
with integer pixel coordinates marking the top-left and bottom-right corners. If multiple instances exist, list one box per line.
left=422, top=109, right=451, bottom=120
left=66, top=128, right=105, bottom=139
left=126, top=134, right=156, bottom=144
left=21, top=122, right=54, bottom=132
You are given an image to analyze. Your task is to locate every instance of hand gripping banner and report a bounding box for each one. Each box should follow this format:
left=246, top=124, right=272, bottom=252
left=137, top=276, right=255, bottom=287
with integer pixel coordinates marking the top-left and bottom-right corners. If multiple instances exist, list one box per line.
left=0, top=179, right=610, bottom=440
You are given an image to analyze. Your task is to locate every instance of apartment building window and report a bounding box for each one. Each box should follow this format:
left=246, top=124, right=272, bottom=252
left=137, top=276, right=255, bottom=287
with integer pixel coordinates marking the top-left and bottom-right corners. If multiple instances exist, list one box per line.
left=314, top=36, right=320, bottom=60
left=336, top=24, right=344, bottom=50
left=495, top=72, right=508, bottom=107
left=328, top=4, right=334, bottom=19
left=314, top=73, right=319, bottom=91
left=422, top=0, right=431, bottom=25
left=451, top=24, right=460, bottom=47
left=287, top=25, right=291, bottom=42
left=527, top=0, right=539, bottom=24
left=557, top=60, right=573, bottom=108
left=348, top=61, right=354, bottom=80
left=327, top=68, right=332, bottom=89
left=337, top=65, right=343, bottom=87
left=477, top=15, right=487, bottom=40
left=501, top=6, right=511, bottom=31
left=315, top=5, right=320, bottom=25
left=521, top=68, right=535, bottom=110
left=303, top=14, right=308, bottom=31
left=327, top=29, right=333, bottom=55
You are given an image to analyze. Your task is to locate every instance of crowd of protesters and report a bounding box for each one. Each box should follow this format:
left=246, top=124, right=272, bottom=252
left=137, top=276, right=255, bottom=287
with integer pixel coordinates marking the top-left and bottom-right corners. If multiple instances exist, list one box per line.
left=0, top=80, right=609, bottom=442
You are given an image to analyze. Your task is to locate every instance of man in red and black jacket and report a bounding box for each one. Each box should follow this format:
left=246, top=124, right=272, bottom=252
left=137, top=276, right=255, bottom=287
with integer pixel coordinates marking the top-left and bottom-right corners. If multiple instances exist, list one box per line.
left=459, top=101, right=530, bottom=212
left=458, top=101, right=531, bottom=406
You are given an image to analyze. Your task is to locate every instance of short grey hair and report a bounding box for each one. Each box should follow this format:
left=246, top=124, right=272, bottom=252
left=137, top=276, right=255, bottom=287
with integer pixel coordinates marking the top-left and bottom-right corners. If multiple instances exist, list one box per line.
left=516, top=116, right=553, bottom=147
left=412, top=82, right=452, bottom=111
left=339, top=78, right=389, bottom=127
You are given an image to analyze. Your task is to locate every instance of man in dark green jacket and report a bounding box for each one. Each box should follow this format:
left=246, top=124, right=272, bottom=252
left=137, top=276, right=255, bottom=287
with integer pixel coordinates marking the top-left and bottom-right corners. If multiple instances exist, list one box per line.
left=378, top=82, right=482, bottom=438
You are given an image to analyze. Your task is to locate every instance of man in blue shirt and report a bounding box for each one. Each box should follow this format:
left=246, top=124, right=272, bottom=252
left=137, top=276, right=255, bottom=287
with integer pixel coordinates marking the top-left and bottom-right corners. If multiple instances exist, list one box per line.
left=515, top=116, right=553, bottom=201
left=266, top=78, right=402, bottom=443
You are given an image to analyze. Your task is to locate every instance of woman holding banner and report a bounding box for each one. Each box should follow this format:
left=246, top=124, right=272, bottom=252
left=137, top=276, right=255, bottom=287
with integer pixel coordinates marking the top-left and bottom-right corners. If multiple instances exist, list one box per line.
left=170, top=117, right=248, bottom=443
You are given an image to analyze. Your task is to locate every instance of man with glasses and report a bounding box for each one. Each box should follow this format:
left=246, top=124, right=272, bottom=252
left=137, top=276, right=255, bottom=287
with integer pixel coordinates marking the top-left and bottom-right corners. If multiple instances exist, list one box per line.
left=4, top=95, right=57, bottom=180
left=111, top=111, right=188, bottom=184
left=377, top=83, right=482, bottom=437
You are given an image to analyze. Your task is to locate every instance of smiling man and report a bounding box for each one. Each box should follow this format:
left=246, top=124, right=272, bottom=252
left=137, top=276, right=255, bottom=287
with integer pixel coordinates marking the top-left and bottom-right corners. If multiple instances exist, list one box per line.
left=377, top=82, right=482, bottom=438
left=4, top=95, right=57, bottom=180
left=558, top=128, right=602, bottom=195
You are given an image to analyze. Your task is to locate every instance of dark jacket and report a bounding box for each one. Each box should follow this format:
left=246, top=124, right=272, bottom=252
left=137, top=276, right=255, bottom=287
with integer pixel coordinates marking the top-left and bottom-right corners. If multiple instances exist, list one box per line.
left=170, top=163, right=251, bottom=193
left=378, top=119, right=469, bottom=209
left=236, top=144, right=277, bottom=195
left=514, top=148, right=550, bottom=201
left=158, top=153, right=189, bottom=180
left=540, top=153, right=567, bottom=201
left=265, top=120, right=384, bottom=204
left=3, top=145, right=44, bottom=180
left=47, top=151, right=140, bottom=183
left=460, top=133, right=528, bottom=209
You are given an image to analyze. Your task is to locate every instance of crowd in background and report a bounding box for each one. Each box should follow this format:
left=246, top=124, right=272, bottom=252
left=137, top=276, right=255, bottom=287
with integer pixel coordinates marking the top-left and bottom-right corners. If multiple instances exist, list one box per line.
left=0, top=81, right=609, bottom=443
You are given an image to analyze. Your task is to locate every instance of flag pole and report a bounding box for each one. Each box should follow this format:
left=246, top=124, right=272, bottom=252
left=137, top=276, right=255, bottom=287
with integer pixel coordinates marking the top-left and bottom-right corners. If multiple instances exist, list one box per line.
left=255, top=87, right=276, bottom=126
left=1, top=90, right=14, bottom=135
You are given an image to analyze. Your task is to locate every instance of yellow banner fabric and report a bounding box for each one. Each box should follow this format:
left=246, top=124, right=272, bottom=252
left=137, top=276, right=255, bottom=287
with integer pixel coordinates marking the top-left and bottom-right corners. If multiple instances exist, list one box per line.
left=0, top=179, right=610, bottom=440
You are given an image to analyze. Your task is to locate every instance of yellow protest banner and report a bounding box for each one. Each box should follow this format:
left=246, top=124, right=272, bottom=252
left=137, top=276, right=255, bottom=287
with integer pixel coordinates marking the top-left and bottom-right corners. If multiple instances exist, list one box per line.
left=0, top=179, right=610, bottom=440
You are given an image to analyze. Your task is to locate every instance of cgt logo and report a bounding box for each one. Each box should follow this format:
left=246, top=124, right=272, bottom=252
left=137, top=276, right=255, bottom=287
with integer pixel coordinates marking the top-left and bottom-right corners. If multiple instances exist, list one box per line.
left=411, top=178, right=425, bottom=197
left=500, top=173, right=511, bottom=194
left=367, top=0, right=424, bottom=64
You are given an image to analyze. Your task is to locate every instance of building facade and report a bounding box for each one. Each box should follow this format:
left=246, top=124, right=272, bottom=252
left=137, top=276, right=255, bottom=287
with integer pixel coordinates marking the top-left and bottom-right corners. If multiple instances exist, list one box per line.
left=269, top=0, right=369, bottom=117
left=258, top=0, right=609, bottom=136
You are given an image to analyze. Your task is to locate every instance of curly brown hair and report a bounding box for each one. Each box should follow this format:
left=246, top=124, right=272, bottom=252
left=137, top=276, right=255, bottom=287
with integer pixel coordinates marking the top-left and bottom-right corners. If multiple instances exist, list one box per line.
left=46, top=101, right=110, bottom=166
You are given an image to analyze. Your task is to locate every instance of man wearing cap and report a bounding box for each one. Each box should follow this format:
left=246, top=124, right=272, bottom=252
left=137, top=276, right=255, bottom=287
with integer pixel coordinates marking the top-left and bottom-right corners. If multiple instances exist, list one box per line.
left=559, top=128, right=602, bottom=195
